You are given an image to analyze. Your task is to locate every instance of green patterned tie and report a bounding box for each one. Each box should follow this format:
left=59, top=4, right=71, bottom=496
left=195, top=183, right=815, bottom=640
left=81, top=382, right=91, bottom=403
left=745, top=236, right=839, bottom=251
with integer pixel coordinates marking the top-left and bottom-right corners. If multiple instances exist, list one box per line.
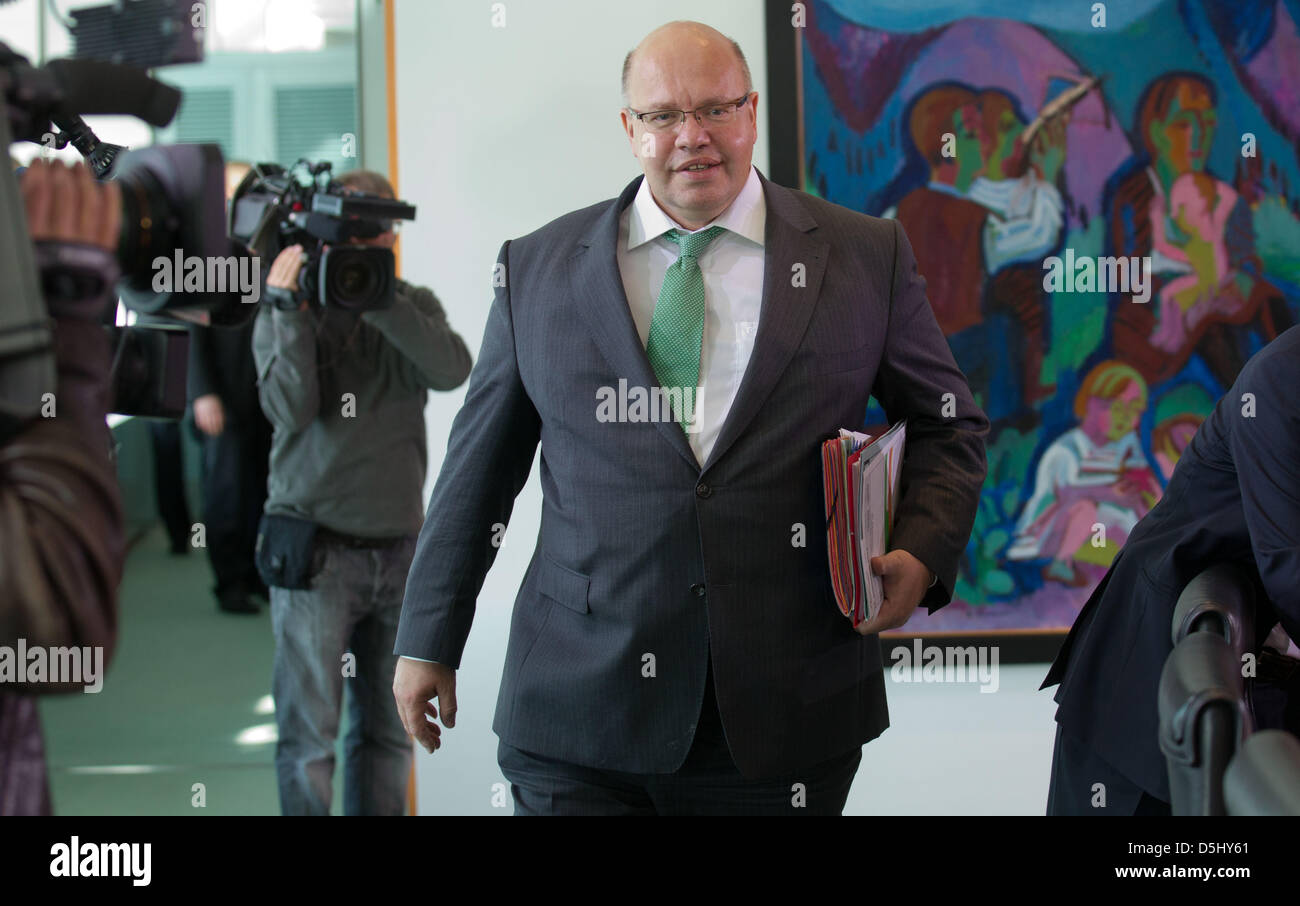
left=646, top=225, right=726, bottom=428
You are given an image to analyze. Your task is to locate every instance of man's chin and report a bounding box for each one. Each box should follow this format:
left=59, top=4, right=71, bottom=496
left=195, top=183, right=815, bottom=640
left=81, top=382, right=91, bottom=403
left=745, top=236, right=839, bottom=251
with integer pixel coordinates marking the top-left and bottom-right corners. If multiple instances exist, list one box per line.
left=665, top=182, right=729, bottom=209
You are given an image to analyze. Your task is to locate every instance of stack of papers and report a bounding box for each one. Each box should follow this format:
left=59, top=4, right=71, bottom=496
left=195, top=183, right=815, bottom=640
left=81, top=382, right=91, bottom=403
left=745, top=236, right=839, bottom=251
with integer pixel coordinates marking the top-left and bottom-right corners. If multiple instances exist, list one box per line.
left=820, top=420, right=907, bottom=627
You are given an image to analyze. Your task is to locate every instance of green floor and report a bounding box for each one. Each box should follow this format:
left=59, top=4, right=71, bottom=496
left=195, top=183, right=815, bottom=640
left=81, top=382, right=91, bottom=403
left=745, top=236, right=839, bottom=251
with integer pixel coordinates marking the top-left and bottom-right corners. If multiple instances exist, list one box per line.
left=38, top=525, right=349, bottom=815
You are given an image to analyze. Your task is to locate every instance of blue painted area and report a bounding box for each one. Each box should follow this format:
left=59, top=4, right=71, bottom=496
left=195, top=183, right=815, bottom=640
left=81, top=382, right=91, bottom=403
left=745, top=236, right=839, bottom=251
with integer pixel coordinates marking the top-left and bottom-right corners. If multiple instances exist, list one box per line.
left=822, top=0, right=1167, bottom=33
left=807, top=0, right=1300, bottom=210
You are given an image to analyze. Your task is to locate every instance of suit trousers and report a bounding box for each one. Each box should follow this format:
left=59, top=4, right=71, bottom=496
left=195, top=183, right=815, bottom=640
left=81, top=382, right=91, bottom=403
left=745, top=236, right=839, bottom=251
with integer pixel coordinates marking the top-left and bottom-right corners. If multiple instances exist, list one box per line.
left=498, top=654, right=863, bottom=815
left=149, top=420, right=192, bottom=551
left=1046, top=723, right=1171, bottom=815
left=196, top=410, right=271, bottom=597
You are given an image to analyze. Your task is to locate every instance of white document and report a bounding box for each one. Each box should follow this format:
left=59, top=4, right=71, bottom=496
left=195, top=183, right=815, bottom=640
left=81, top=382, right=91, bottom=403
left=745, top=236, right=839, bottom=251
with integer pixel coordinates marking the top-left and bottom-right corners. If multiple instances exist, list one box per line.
left=853, top=421, right=907, bottom=623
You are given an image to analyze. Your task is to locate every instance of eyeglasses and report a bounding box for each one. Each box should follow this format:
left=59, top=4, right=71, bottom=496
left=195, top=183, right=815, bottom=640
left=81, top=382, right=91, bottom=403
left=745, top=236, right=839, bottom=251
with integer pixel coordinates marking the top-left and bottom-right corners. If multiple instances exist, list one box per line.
left=626, top=93, right=752, bottom=133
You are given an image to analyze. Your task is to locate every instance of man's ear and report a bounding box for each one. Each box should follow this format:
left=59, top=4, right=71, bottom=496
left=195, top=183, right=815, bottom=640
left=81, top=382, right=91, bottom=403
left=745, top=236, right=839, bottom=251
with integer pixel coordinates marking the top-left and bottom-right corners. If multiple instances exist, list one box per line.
left=620, top=110, right=637, bottom=154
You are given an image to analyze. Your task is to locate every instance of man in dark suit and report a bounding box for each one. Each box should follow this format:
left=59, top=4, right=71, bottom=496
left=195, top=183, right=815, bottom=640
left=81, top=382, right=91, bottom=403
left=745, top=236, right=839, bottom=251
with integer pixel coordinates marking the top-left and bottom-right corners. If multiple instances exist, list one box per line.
left=1043, top=325, right=1300, bottom=814
left=392, top=20, right=988, bottom=815
left=188, top=318, right=272, bottom=614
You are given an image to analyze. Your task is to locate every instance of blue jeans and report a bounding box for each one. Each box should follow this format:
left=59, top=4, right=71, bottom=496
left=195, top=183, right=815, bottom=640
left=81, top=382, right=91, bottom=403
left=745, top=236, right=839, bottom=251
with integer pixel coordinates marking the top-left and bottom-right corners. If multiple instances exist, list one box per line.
left=270, top=534, right=415, bottom=815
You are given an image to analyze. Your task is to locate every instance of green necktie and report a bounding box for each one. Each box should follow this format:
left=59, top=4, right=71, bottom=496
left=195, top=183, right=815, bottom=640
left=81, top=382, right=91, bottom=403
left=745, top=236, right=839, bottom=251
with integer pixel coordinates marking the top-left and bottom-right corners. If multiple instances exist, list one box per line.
left=645, top=225, right=725, bottom=427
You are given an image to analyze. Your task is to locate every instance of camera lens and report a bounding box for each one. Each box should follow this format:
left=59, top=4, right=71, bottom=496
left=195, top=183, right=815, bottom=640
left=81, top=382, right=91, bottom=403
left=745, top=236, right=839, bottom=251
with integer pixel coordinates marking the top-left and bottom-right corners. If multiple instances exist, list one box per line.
left=323, top=247, right=393, bottom=311
left=115, top=163, right=182, bottom=299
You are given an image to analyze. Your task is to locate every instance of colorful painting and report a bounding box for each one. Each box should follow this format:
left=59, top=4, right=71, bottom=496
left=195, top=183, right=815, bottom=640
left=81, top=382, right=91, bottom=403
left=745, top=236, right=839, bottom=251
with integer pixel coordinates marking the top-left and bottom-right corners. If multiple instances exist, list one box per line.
left=787, top=0, right=1300, bottom=631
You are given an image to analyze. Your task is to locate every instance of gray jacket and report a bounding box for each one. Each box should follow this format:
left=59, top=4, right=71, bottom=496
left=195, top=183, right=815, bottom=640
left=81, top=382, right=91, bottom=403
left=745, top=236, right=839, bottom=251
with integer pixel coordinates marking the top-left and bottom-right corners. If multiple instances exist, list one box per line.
left=253, top=278, right=472, bottom=537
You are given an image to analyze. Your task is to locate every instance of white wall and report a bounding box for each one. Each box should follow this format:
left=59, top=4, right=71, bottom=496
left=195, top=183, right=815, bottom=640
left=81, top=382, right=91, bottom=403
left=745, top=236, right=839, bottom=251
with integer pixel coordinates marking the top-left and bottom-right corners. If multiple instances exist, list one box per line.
left=0, top=0, right=39, bottom=61
left=392, top=0, right=767, bottom=815
left=357, top=0, right=389, bottom=172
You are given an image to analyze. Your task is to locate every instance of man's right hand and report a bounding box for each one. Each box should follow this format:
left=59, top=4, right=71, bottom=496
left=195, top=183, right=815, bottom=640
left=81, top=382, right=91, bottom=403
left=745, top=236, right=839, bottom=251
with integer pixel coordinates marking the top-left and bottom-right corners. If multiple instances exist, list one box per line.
left=193, top=393, right=225, bottom=436
left=393, top=658, right=457, bottom=753
left=267, top=244, right=309, bottom=312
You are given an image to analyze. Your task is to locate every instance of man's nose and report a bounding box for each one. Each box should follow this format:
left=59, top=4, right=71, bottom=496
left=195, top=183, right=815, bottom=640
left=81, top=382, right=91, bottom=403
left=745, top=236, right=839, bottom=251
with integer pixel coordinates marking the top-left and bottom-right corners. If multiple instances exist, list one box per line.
left=675, top=113, right=712, bottom=149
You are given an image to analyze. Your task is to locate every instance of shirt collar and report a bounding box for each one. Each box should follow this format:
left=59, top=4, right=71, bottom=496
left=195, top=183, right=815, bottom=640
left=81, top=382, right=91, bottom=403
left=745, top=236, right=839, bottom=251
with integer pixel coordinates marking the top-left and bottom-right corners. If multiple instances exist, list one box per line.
left=627, top=164, right=766, bottom=251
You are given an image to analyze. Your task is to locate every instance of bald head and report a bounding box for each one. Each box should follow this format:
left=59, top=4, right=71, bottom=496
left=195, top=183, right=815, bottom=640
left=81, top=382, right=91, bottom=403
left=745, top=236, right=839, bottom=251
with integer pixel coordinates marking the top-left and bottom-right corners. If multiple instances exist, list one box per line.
left=618, top=20, right=759, bottom=231
left=621, top=21, right=752, bottom=106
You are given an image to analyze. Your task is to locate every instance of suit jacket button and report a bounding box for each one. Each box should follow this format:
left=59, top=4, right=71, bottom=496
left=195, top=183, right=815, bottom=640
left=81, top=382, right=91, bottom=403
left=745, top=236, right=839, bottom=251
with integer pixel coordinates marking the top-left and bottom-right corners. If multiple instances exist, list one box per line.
left=691, top=583, right=706, bottom=598
left=695, top=483, right=712, bottom=498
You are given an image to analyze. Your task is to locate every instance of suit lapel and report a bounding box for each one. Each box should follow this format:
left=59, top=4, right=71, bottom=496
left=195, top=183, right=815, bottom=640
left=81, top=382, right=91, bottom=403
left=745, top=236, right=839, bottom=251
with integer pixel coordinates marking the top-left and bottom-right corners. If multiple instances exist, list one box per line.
left=569, top=176, right=700, bottom=470
left=567, top=171, right=829, bottom=474
left=702, top=173, right=828, bottom=472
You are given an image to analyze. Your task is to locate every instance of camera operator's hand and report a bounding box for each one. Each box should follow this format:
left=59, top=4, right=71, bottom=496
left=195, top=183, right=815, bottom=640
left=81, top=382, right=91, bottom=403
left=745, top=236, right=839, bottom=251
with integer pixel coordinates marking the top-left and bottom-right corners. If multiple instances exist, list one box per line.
left=20, top=158, right=120, bottom=251
left=267, top=244, right=309, bottom=312
left=193, top=394, right=225, bottom=436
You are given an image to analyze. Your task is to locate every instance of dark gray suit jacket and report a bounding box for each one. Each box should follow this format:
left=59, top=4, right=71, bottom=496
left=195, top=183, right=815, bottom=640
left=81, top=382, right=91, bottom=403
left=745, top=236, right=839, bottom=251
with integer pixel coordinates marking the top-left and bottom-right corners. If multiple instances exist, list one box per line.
left=1044, top=325, right=1300, bottom=801
left=395, top=170, right=988, bottom=778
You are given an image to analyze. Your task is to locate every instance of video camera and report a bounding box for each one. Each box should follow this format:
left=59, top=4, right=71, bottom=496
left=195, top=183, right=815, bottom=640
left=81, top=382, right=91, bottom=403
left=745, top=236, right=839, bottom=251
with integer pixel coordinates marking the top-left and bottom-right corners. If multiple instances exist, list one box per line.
left=1, top=4, right=241, bottom=424
left=230, top=160, right=416, bottom=313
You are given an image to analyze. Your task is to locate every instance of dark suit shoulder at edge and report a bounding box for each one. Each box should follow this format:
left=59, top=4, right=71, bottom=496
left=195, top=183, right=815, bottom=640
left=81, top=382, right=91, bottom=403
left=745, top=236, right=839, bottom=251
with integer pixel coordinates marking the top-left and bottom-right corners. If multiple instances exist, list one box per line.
left=1239, top=323, right=1300, bottom=385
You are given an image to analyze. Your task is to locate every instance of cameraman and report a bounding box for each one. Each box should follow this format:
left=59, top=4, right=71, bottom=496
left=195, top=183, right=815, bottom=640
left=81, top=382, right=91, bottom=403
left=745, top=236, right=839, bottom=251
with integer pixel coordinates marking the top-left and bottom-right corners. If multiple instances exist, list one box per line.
left=252, top=169, right=472, bottom=816
left=1, top=159, right=123, bottom=815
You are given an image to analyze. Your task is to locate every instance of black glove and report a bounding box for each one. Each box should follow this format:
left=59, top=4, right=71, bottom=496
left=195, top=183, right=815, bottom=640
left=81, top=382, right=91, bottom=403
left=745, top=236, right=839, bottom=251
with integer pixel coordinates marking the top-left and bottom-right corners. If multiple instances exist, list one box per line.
left=32, top=241, right=119, bottom=322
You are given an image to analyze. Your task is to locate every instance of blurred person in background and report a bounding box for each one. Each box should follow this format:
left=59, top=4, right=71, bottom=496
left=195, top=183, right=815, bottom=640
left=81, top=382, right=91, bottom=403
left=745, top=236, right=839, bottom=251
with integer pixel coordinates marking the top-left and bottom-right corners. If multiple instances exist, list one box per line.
left=184, top=160, right=272, bottom=614
left=1, top=159, right=124, bottom=814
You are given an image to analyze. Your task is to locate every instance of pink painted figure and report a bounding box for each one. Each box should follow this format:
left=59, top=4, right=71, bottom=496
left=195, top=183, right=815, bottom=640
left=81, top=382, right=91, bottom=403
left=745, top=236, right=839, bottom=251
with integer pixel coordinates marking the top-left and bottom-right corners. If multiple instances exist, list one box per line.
left=1149, top=171, right=1243, bottom=353
left=1006, top=362, right=1159, bottom=586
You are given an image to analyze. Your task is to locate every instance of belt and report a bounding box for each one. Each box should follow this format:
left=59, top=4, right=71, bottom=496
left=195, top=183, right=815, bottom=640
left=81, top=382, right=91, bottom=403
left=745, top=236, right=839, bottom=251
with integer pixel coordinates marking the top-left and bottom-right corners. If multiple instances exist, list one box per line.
left=316, top=526, right=409, bottom=549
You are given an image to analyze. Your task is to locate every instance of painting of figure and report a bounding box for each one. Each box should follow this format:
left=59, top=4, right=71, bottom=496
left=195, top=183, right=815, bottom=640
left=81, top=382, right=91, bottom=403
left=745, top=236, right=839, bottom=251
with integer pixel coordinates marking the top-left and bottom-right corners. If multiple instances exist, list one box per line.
left=787, top=0, right=1300, bottom=631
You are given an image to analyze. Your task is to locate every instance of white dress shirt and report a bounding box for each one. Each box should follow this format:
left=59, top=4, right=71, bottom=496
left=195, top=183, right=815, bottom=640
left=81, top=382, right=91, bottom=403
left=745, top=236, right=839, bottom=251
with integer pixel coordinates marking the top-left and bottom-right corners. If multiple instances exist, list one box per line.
left=617, top=164, right=767, bottom=465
